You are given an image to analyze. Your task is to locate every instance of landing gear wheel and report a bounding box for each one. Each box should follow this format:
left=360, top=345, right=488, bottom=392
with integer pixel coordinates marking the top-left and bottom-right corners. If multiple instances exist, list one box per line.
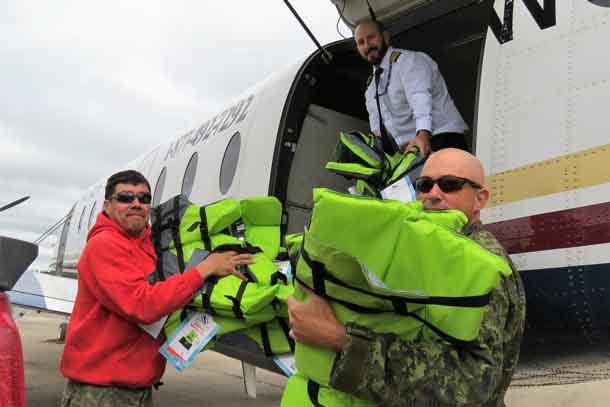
left=58, top=322, right=68, bottom=342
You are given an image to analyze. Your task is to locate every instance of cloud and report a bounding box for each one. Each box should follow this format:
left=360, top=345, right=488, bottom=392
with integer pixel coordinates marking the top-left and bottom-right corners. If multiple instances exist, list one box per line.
left=0, top=0, right=346, bottom=251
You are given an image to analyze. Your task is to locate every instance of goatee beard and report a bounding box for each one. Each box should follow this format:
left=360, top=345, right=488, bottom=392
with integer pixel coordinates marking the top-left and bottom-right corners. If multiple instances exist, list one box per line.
left=368, top=42, right=388, bottom=66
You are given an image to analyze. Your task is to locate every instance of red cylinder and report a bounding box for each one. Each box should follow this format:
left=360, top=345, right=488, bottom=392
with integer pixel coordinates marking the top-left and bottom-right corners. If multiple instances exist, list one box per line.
left=0, top=292, right=26, bottom=407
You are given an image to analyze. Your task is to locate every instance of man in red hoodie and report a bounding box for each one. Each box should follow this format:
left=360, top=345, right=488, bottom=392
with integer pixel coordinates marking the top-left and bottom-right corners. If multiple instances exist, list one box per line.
left=60, top=170, right=253, bottom=407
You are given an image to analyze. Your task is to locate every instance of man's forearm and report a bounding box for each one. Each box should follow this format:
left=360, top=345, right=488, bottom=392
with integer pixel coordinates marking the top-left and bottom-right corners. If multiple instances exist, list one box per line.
left=330, top=329, right=502, bottom=405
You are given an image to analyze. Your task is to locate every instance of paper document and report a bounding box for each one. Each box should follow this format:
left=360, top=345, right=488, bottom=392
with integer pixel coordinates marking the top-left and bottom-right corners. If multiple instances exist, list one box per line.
left=380, top=177, right=416, bottom=202
left=139, top=315, right=168, bottom=339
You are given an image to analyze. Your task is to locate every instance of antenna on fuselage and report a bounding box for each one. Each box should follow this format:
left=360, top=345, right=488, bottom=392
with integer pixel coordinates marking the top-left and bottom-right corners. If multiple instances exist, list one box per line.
left=282, top=0, right=333, bottom=64
left=365, top=0, right=378, bottom=21
left=0, top=196, right=30, bottom=213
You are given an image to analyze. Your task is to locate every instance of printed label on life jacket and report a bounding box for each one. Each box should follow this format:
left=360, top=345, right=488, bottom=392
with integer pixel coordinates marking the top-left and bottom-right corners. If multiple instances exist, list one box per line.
left=348, top=185, right=363, bottom=196
left=380, top=176, right=416, bottom=202
left=360, top=263, right=426, bottom=297
left=273, top=353, right=297, bottom=377
left=160, top=312, right=219, bottom=372
left=274, top=260, right=292, bottom=281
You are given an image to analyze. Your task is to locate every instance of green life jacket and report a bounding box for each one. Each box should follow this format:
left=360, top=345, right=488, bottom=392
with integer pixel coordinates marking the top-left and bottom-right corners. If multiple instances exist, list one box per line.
left=281, top=188, right=513, bottom=407
left=151, top=194, right=295, bottom=356
left=163, top=307, right=295, bottom=357
left=325, top=131, right=422, bottom=197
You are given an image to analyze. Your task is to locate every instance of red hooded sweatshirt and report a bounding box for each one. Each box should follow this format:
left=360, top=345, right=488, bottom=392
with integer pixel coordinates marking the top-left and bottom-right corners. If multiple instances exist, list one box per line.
left=60, top=212, right=204, bottom=388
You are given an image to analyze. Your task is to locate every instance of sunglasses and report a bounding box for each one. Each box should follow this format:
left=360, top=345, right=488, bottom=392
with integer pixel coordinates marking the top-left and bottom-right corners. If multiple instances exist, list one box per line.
left=415, top=175, right=482, bottom=194
left=110, top=191, right=152, bottom=204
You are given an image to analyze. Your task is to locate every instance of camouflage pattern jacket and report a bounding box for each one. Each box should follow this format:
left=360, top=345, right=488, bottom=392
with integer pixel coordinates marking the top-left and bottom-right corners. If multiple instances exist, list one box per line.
left=329, top=221, right=526, bottom=407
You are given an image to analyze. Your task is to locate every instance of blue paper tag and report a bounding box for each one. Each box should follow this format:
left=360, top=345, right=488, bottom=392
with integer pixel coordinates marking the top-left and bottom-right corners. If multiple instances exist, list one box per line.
left=273, top=353, right=297, bottom=377
left=160, top=312, right=219, bottom=372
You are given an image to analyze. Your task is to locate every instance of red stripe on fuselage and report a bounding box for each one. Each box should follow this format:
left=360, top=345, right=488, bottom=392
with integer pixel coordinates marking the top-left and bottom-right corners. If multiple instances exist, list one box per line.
left=484, top=202, right=610, bottom=255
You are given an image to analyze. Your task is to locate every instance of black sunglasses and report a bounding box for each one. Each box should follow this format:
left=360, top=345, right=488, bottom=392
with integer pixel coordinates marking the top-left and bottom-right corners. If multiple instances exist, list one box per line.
left=111, top=191, right=152, bottom=204
left=415, top=175, right=482, bottom=194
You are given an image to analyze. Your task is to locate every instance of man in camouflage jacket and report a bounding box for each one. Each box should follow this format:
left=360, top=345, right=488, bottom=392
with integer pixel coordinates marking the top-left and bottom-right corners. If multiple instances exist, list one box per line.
left=288, top=148, right=526, bottom=406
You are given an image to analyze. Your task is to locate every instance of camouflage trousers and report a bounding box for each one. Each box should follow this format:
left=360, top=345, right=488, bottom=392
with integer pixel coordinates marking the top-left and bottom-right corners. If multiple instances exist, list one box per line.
left=60, top=380, right=154, bottom=407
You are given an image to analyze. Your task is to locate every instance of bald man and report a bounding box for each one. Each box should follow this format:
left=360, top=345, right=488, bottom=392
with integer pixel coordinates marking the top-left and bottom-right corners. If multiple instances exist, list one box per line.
left=287, top=149, right=526, bottom=406
left=355, top=20, right=469, bottom=156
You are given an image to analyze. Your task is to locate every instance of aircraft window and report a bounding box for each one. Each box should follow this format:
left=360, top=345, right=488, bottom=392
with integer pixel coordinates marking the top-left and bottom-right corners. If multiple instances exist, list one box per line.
left=219, top=131, right=241, bottom=195
left=153, top=167, right=168, bottom=207
left=77, top=205, right=87, bottom=232
left=181, top=152, right=198, bottom=198
left=87, top=201, right=97, bottom=230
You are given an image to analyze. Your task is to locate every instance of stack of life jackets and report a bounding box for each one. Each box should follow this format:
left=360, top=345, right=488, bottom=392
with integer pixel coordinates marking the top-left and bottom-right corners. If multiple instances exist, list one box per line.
left=280, top=188, right=513, bottom=407
left=150, top=194, right=295, bottom=357
left=325, top=131, right=423, bottom=197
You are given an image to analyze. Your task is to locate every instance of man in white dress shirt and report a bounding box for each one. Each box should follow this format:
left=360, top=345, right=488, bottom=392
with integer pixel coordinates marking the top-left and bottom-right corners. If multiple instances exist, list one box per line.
left=356, top=20, right=469, bottom=156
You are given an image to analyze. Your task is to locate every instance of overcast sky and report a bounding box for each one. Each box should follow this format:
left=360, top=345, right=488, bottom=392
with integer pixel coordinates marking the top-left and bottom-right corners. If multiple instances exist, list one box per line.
left=0, top=1, right=348, bottom=259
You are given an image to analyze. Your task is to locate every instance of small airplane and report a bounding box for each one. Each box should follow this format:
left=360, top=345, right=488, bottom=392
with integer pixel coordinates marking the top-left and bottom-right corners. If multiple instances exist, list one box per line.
left=5, top=0, right=610, bottom=395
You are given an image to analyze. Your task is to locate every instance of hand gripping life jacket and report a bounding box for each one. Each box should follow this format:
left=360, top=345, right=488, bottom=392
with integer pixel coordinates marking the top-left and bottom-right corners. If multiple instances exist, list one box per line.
left=281, top=189, right=513, bottom=407
left=325, top=131, right=423, bottom=197
left=151, top=194, right=294, bottom=356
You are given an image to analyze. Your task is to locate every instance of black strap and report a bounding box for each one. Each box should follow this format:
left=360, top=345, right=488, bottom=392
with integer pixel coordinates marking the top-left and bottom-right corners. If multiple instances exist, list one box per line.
left=212, top=243, right=262, bottom=255
left=307, top=380, right=324, bottom=407
left=297, top=246, right=488, bottom=347
left=277, top=317, right=296, bottom=353
left=199, top=206, right=212, bottom=252
left=373, top=67, right=399, bottom=156
left=200, top=277, right=218, bottom=315
left=171, top=196, right=185, bottom=274
left=275, top=251, right=290, bottom=261
left=295, top=274, right=475, bottom=348
left=300, top=247, right=327, bottom=297
left=259, top=323, right=274, bottom=357
left=213, top=244, right=261, bottom=283
left=300, top=246, right=491, bottom=308
left=270, top=271, right=288, bottom=285
left=226, top=281, right=249, bottom=319
left=179, top=306, right=190, bottom=323
left=151, top=206, right=165, bottom=282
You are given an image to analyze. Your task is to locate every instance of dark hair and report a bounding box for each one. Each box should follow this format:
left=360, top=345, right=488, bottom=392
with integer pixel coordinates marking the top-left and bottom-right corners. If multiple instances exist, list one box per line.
left=104, top=170, right=151, bottom=199
left=357, top=19, right=387, bottom=35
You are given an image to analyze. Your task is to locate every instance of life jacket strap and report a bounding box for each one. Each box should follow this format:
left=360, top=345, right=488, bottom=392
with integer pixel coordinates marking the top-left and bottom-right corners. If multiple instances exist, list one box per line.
left=172, top=196, right=186, bottom=274
left=277, top=317, right=296, bottom=353
left=225, top=280, right=249, bottom=319
left=258, top=318, right=296, bottom=357
left=295, top=273, right=476, bottom=348
left=151, top=206, right=165, bottom=282
left=298, top=245, right=488, bottom=347
left=259, top=323, right=274, bottom=357
left=300, top=246, right=327, bottom=297
left=198, top=206, right=212, bottom=252
left=270, top=271, right=288, bottom=285
left=300, top=246, right=491, bottom=308
left=212, top=243, right=263, bottom=255
left=307, top=380, right=324, bottom=407
left=201, top=276, right=218, bottom=316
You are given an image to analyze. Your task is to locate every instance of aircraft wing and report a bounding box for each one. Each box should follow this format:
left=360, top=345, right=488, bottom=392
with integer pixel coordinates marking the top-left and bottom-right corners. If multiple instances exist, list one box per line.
left=7, top=269, right=76, bottom=315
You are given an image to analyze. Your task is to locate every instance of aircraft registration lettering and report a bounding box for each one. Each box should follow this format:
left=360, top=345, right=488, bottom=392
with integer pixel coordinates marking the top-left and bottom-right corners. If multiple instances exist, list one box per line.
left=490, top=0, right=609, bottom=44
left=164, top=94, right=255, bottom=161
left=490, top=0, right=556, bottom=44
